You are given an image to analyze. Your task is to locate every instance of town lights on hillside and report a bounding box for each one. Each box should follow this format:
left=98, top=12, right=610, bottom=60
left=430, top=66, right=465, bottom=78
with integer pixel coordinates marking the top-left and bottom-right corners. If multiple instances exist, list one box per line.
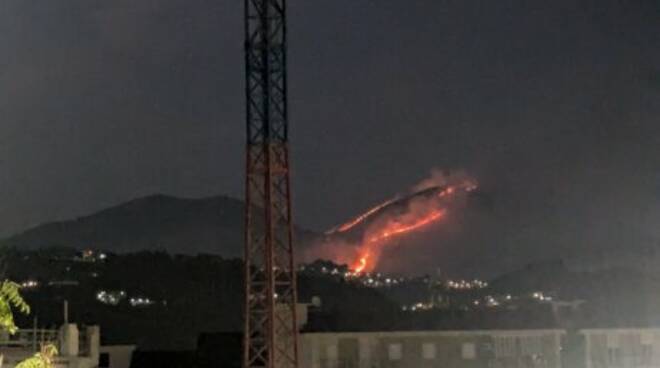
left=96, top=290, right=126, bottom=306
left=532, top=292, right=553, bottom=302
left=129, top=297, right=154, bottom=307
left=446, top=279, right=488, bottom=290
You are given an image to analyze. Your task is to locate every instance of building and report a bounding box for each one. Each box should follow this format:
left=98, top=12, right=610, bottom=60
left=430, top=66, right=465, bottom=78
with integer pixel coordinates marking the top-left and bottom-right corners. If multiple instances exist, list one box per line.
left=300, top=329, right=564, bottom=368
left=0, top=324, right=134, bottom=368
left=580, top=328, right=660, bottom=368
left=192, top=304, right=660, bottom=367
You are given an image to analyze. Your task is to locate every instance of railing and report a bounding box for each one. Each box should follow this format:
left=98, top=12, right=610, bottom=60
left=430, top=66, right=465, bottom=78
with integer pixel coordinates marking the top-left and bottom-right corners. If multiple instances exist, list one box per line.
left=0, top=329, right=58, bottom=352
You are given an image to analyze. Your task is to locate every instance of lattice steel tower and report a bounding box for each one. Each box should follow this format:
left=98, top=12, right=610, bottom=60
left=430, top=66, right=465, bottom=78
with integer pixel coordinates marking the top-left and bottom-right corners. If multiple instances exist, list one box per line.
left=243, top=0, right=299, bottom=368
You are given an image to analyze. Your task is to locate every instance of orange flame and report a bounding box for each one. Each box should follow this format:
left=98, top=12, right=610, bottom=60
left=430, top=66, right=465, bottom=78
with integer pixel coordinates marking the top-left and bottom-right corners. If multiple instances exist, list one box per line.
left=336, top=178, right=478, bottom=274
left=353, top=254, right=369, bottom=273
left=351, top=209, right=447, bottom=273
left=366, top=209, right=446, bottom=244
left=326, top=197, right=398, bottom=234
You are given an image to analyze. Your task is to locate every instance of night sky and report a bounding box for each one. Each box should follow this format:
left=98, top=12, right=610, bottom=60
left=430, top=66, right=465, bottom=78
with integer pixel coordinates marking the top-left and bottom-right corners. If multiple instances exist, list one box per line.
left=1, top=1, right=658, bottom=275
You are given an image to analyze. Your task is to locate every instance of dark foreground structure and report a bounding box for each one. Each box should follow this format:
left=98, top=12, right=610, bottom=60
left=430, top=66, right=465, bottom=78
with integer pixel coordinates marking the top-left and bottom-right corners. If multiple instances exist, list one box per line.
left=242, top=0, right=299, bottom=367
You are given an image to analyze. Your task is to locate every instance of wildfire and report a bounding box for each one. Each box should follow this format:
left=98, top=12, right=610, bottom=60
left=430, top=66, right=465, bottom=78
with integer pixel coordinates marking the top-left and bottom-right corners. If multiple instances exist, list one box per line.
left=365, top=209, right=446, bottom=244
left=326, top=197, right=398, bottom=235
left=351, top=208, right=447, bottom=273
left=316, top=171, right=478, bottom=274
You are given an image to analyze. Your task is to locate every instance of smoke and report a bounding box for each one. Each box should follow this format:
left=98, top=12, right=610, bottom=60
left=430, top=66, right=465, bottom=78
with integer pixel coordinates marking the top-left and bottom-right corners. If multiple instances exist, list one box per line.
left=411, top=168, right=475, bottom=193
left=304, top=169, right=477, bottom=273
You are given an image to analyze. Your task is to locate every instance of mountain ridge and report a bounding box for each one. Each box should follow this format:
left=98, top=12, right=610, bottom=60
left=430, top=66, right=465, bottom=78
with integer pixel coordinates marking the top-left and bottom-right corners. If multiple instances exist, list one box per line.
left=2, top=194, right=317, bottom=256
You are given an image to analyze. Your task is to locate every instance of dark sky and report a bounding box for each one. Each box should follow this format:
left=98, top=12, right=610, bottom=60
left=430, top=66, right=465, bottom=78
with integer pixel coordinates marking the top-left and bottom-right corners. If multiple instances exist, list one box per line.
left=1, top=1, right=658, bottom=275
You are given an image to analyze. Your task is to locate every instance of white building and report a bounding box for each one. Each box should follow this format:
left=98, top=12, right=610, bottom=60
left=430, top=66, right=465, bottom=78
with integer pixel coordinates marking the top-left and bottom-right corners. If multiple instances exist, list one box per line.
left=581, top=328, right=660, bottom=368
left=300, top=329, right=564, bottom=368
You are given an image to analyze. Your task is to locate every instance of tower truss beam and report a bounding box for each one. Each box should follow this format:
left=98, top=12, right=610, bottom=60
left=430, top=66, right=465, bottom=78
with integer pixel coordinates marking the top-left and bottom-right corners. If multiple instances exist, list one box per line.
left=243, top=1, right=298, bottom=367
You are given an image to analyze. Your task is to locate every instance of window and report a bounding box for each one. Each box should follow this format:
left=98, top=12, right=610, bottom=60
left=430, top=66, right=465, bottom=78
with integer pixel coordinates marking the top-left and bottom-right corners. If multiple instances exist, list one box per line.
left=642, top=332, right=655, bottom=345
left=462, top=342, right=476, bottom=360
left=388, top=343, right=402, bottom=360
left=606, top=333, right=619, bottom=348
left=98, top=353, right=110, bottom=368
left=520, top=336, right=542, bottom=356
left=641, top=345, right=653, bottom=366
left=607, top=348, right=621, bottom=366
left=422, top=343, right=436, bottom=360
left=606, top=333, right=620, bottom=366
left=326, top=345, right=338, bottom=360
left=494, top=337, right=516, bottom=358
left=359, top=338, right=370, bottom=360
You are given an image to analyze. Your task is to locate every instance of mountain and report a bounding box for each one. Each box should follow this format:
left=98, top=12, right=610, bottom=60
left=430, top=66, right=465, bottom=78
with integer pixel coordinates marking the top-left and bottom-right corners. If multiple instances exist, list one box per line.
left=2, top=194, right=318, bottom=257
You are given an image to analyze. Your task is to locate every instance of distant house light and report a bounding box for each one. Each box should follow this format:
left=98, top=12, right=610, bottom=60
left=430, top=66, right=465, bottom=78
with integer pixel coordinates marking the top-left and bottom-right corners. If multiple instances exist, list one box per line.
left=129, top=297, right=155, bottom=307
left=96, top=290, right=127, bottom=306
left=20, top=280, right=39, bottom=289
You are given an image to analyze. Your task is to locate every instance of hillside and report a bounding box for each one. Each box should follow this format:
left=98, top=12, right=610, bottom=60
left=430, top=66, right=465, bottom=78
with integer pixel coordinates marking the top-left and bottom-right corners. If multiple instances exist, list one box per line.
left=2, top=194, right=317, bottom=257
left=4, top=248, right=400, bottom=350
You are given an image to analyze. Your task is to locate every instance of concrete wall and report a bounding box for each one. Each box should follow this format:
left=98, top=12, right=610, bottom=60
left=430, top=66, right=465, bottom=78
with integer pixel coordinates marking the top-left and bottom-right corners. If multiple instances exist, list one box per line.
left=301, top=330, right=564, bottom=368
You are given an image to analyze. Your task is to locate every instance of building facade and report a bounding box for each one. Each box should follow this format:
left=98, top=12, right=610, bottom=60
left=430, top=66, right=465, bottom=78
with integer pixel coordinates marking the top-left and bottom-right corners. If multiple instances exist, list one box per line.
left=301, top=329, right=564, bottom=368
left=581, top=328, right=660, bottom=368
left=301, top=328, right=660, bottom=368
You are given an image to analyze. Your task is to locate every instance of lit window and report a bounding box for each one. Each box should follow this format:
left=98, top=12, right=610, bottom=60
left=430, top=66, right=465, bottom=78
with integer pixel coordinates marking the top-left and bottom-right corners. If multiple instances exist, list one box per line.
left=388, top=343, right=402, bottom=360
left=462, top=342, right=476, bottom=360
left=422, top=343, right=436, bottom=360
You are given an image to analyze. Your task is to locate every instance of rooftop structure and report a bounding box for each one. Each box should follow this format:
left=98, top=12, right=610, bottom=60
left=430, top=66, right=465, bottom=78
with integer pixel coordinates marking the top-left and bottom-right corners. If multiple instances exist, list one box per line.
left=0, top=324, right=133, bottom=368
